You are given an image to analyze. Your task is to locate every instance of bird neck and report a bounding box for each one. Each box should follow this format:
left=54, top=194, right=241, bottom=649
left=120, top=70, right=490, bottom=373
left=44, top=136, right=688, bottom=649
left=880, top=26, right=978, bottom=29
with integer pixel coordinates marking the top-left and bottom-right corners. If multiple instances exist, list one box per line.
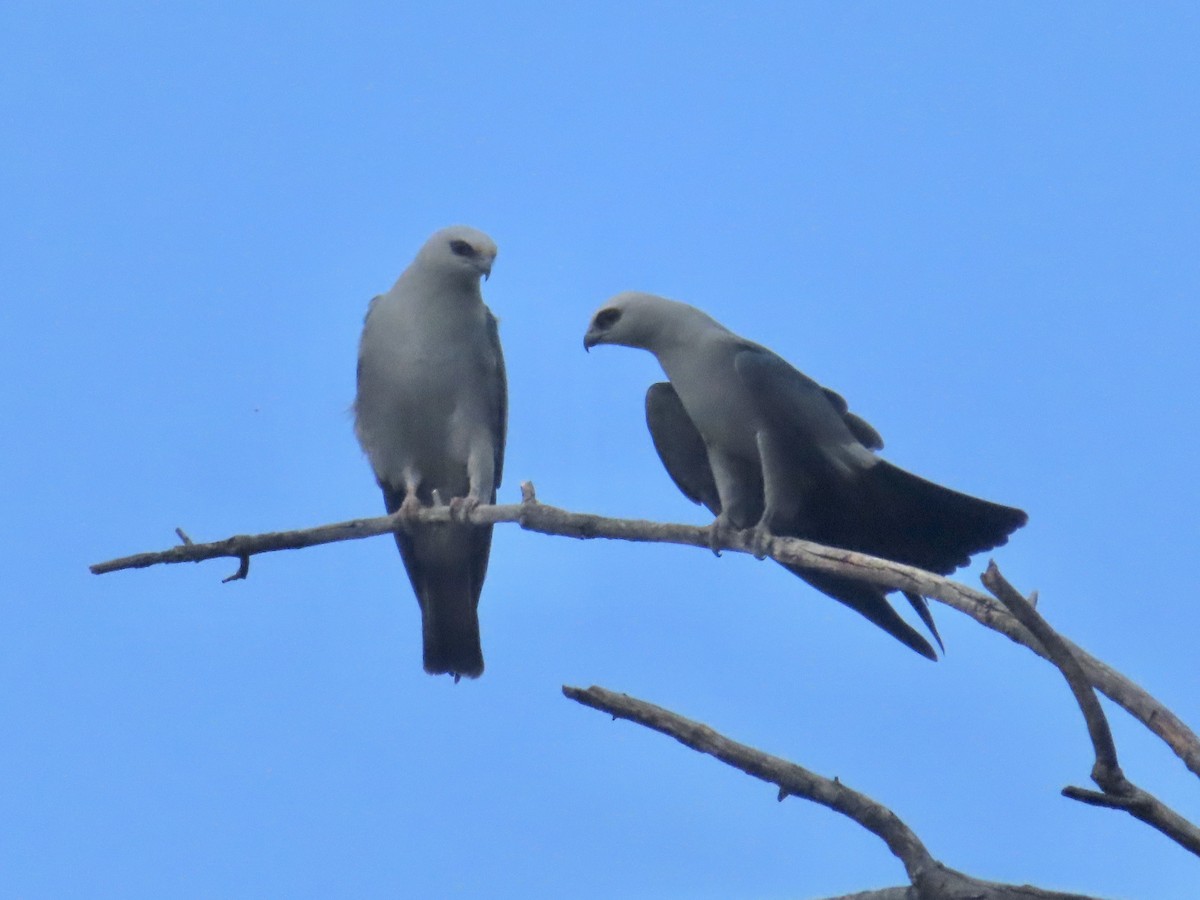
left=650, top=306, right=728, bottom=358
left=394, top=266, right=484, bottom=308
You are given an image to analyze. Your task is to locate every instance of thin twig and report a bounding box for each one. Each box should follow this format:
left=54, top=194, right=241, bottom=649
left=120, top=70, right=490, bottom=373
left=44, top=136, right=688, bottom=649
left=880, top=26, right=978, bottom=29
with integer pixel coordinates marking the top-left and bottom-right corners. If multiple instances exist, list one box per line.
left=1061, top=787, right=1129, bottom=810
left=87, top=484, right=1200, bottom=781
left=982, top=565, right=1122, bottom=780
left=982, top=564, right=1200, bottom=858
left=222, top=553, right=250, bottom=584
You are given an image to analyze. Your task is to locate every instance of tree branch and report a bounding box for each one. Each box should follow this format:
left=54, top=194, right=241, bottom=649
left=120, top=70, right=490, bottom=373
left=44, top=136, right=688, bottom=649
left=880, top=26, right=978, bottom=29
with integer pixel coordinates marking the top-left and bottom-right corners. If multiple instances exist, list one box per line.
left=564, top=685, right=1107, bottom=900
left=89, top=483, right=1200, bottom=781
left=982, top=565, right=1200, bottom=857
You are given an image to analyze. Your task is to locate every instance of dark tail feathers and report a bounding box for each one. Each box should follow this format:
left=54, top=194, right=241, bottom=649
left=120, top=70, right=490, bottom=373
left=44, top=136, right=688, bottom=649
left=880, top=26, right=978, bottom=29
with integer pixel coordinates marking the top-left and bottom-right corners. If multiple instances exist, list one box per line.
left=854, top=461, right=1028, bottom=576
left=417, top=573, right=485, bottom=679
left=383, top=484, right=491, bottom=680
left=788, top=461, right=1025, bottom=659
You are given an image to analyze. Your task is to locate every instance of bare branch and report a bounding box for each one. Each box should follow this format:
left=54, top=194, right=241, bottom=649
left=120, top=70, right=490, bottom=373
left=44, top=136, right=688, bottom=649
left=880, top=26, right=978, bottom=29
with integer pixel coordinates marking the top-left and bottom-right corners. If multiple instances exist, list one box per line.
left=982, top=566, right=1121, bottom=778
left=563, top=685, right=933, bottom=878
left=88, top=484, right=1200, bottom=780
left=564, top=685, right=1107, bottom=900
left=222, top=553, right=250, bottom=584
left=1060, top=787, right=1129, bottom=810
left=982, top=565, right=1200, bottom=857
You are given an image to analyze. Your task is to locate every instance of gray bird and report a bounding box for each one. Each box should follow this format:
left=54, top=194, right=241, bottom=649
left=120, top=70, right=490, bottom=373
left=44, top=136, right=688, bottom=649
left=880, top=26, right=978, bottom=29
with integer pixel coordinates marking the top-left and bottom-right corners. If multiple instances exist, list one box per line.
left=354, top=226, right=506, bottom=679
left=583, top=291, right=1026, bottom=659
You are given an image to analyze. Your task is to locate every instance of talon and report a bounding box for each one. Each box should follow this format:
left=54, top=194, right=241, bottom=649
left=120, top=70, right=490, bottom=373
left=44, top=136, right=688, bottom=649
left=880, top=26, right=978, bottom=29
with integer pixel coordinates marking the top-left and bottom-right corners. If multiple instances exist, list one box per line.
left=449, top=496, right=481, bottom=523
left=707, top=514, right=731, bottom=557
left=708, top=527, right=723, bottom=557
left=750, top=523, right=773, bottom=560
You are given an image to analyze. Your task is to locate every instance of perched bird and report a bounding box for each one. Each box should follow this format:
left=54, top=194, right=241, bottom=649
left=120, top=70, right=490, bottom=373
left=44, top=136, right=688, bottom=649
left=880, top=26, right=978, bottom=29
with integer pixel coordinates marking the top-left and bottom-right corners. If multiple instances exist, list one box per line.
left=354, top=226, right=507, bottom=679
left=584, top=291, right=1026, bottom=659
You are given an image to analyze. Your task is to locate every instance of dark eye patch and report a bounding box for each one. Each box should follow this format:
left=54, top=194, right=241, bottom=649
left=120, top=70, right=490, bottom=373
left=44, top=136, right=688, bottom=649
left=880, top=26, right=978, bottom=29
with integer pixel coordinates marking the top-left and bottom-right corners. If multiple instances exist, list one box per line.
left=594, top=308, right=622, bottom=329
left=449, top=239, right=477, bottom=257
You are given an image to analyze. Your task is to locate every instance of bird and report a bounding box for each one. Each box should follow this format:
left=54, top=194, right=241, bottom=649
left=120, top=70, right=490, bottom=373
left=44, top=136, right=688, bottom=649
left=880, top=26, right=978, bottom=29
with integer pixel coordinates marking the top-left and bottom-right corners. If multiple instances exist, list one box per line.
left=354, top=226, right=507, bottom=679
left=583, top=291, right=1026, bottom=659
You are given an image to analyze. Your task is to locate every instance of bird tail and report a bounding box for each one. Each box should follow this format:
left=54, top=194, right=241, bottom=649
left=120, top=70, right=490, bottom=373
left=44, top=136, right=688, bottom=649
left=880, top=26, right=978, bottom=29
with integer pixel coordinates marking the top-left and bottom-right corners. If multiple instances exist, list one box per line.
left=853, top=461, right=1028, bottom=575
left=416, top=568, right=485, bottom=679
left=392, top=524, right=492, bottom=680
left=782, top=461, right=1024, bottom=659
left=381, top=484, right=493, bottom=679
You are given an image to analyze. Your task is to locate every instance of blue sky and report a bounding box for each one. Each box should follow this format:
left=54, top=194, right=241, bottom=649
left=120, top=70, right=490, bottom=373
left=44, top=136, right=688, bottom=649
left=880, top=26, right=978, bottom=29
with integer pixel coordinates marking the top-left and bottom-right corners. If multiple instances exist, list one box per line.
left=3, top=2, right=1198, bottom=897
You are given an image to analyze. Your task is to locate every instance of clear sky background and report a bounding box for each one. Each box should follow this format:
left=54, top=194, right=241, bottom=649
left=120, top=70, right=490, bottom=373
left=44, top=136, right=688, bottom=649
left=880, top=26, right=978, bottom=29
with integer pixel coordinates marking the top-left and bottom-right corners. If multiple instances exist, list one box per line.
left=3, top=3, right=1198, bottom=898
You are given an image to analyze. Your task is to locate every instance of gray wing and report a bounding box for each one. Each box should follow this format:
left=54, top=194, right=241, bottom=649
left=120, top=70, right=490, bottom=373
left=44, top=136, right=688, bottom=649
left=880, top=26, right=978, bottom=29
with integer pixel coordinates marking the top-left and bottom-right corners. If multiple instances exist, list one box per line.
left=733, top=342, right=1030, bottom=658
left=733, top=343, right=882, bottom=458
left=736, top=343, right=1025, bottom=570
left=820, top=387, right=883, bottom=450
left=485, top=309, right=507, bottom=495
left=733, top=344, right=941, bottom=660
left=645, top=382, right=720, bottom=513
left=354, top=294, right=384, bottom=392
left=646, top=371, right=937, bottom=660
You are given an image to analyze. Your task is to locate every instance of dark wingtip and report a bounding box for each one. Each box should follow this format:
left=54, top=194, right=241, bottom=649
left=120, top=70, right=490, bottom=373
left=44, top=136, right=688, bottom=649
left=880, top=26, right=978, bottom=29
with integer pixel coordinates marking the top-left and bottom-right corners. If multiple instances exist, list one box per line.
left=903, top=591, right=945, bottom=654
left=893, top=626, right=939, bottom=661
left=912, top=636, right=939, bottom=661
left=876, top=607, right=939, bottom=661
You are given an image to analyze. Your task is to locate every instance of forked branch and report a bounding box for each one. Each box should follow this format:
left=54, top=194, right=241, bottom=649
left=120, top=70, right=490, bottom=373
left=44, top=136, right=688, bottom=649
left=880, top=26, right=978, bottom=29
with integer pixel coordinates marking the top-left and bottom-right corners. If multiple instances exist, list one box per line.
left=88, top=483, right=1200, bottom=783
left=982, top=565, right=1200, bottom=856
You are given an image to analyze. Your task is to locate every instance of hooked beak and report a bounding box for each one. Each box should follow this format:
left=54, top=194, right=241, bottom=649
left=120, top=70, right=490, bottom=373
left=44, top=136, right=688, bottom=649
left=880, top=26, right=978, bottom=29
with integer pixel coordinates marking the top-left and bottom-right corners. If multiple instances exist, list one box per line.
left=480, top=255, right=495, bottom=281
left=583, top=329, right=600, bottom=352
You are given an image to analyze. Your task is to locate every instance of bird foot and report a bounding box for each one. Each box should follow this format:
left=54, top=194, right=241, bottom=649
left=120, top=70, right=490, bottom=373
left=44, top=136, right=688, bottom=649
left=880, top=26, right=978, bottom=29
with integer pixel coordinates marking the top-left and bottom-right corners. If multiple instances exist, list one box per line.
left=398, top=493, right=424, bottom=519
left=749, top=523, right=773, bottom=560
left=707, top=514, right=735, bottom=557
left=395, top=492, right=425, bottom=532
left=449, top=496, right=481, bottom=523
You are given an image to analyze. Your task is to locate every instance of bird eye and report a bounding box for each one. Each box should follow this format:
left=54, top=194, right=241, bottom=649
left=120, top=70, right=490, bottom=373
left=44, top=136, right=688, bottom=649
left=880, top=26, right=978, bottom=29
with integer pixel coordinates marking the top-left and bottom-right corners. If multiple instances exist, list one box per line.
left=449, top=239, right=476, bottom=257
left=594, top=308, right=622, bottom=329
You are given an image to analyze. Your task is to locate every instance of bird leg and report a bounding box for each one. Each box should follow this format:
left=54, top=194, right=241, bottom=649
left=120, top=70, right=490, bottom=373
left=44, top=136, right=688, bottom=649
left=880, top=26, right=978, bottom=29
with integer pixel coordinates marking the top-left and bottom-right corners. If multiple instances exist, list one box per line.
left=459, top=444, right=495, bottom=524
left=396, top=491, right=425, bottom=532
left=391, top=468, right=427, bottom=530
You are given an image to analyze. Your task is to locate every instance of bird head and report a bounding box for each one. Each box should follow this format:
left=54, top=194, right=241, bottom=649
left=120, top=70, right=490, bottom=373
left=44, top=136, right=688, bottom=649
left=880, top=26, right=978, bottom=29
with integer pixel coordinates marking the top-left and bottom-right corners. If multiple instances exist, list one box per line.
left=418, top=225, right=498, bottom=283
left=583, top=291, right=690, bottom=352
